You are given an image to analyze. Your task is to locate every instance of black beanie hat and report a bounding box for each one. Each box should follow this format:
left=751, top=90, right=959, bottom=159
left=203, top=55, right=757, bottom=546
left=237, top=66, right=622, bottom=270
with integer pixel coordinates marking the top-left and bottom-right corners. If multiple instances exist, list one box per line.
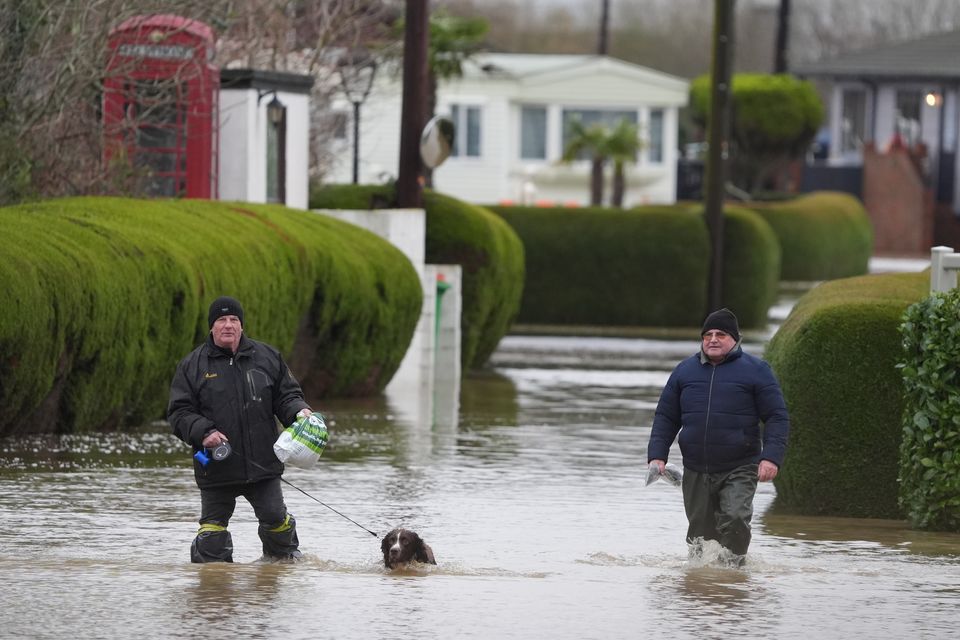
left=208, top=296, right=244, bottom=328
left=701, top=308, right=740, bottom=341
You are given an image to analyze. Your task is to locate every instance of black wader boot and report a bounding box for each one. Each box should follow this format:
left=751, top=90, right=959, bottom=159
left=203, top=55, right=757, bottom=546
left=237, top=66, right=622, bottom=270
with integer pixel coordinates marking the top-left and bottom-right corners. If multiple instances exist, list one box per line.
left=258, top=513, right=301, bottom=561
left=190, top=523, right=234, bottom=563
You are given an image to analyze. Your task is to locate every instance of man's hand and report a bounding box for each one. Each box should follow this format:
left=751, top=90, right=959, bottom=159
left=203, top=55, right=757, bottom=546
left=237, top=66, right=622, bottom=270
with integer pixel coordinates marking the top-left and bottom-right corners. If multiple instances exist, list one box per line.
left=297, top=408, right=313, bottom=419
left=202, top=430, right=228, bottom=448
left=758, top=460, right=779, bottom=482
left=649, top=459, right=666, bottom=473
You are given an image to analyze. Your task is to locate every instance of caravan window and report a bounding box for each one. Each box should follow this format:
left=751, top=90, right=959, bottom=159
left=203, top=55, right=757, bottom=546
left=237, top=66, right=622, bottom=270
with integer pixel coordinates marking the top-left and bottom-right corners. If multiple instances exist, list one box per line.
left=520, top=106, right=547, bottom=160
left=647, top=108, right=664, bottom=163
left=450, top=104, right=482, bottom=157
left=561, top=109, right=637, bottom=160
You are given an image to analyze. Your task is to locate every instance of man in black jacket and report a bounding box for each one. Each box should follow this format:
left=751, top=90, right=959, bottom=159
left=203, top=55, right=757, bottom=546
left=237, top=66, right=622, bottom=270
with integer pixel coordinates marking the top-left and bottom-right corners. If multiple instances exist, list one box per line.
left=168, top=296, right=316, bottom=563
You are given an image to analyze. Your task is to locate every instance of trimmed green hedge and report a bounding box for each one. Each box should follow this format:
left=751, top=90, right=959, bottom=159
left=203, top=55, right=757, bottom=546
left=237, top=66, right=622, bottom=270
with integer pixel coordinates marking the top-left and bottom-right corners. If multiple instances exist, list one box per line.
left=309, top=184, right=525, bottom=369
left=489, top=203, right=780, bottom=329
left=723, top=205, right=782, bottom=329
left=742, top=192, right=873, bottom=282
left=492, top=204, right=706, bottom=327
left=899, top=291, right=960, bottom=531
left=764, top=270, right=929, bottom=518
left=0, top=197, right=422, bottom=435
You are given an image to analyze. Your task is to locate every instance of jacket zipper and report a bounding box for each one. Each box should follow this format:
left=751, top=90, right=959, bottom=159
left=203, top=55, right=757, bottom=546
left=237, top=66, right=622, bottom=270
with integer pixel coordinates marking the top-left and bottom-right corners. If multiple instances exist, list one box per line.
left=230, top=353, right=252, bottom=482
left=703, top=364, right=717, bottom=474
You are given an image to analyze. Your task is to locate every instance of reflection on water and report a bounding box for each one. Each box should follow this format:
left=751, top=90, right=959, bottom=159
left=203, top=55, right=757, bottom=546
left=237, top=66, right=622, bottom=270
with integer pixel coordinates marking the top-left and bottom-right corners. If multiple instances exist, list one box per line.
left=1, top=334, right=959, bottom=639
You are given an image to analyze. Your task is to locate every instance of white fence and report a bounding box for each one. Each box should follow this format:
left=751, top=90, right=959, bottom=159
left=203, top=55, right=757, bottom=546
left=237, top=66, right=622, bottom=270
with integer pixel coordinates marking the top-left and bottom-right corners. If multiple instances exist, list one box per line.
left=930, top=246, right=960, bottom=293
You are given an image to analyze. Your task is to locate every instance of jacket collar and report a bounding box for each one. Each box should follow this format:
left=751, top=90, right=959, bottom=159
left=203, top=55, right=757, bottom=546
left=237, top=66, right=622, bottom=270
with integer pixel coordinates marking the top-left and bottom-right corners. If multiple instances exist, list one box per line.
left=205, top=333, right=252, bottom=358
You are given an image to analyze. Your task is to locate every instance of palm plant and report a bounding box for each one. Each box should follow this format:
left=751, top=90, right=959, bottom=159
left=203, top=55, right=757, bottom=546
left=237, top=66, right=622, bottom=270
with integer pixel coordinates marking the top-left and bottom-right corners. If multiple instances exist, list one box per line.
left=605, top=119, right=643, bottom=208
left=390, top=10, right=487, bottom=185
left=407, top=10, right=488, bottom=186
left=561, top=119, right=610, bottom=206
left=427, top=10, right=489, bottom=116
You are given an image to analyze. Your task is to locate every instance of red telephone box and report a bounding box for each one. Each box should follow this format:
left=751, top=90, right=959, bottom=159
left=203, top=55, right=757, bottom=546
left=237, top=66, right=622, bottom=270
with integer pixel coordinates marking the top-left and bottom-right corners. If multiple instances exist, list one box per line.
left=103, top=15, right=218, bottom=198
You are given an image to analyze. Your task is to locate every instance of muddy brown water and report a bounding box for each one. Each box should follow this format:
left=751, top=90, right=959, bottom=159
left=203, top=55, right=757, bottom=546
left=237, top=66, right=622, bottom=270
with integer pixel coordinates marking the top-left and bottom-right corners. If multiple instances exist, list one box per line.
left=1, top=331, right=957, bottom=639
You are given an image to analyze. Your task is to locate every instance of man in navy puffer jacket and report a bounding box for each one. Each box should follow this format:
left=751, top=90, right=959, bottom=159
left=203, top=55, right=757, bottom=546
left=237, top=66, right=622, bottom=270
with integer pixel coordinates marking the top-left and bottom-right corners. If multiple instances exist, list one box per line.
left=647, top=308, right=789, bottom=565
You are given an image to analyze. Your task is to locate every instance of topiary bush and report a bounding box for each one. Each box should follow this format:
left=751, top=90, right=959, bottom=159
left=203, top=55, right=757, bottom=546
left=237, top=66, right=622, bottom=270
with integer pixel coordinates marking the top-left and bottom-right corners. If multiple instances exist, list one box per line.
left=743, top=192, right=873, bottom=282
left=309, top=183, right=525, bottom=369
left=722, top=205, right=781, bottom=329
left=0, top=197, right=422, bottom=435
left=899, top=290, right=960, bottom=531
left=490, top=203, right=780, bottom=330
left=492, top=204, right=709, bottom=327
left=764, top=270, right=929, bottom=518
left=690, top=72, right=824, bottom=194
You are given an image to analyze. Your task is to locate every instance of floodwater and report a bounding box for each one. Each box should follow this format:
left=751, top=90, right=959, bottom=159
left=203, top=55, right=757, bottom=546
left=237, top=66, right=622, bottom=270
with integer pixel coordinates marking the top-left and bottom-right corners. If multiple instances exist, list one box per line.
left=2, top=317, right=958, bottom=638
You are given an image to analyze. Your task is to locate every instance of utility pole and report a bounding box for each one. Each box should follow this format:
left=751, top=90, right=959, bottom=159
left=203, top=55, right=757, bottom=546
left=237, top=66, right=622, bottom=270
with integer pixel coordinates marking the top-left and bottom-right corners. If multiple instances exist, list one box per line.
left=774, top=0, right=791, bottom=73
left=396, top=0, right=429, bottom=208
left=598, top=0, right=610, bottom=55
left=705, top=0, right=735, bottom=311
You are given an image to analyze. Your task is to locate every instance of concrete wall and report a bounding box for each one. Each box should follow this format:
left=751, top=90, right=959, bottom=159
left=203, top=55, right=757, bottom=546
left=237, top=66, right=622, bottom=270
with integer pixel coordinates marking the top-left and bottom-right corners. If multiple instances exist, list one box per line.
left=312, top=207, right=462, bottom=428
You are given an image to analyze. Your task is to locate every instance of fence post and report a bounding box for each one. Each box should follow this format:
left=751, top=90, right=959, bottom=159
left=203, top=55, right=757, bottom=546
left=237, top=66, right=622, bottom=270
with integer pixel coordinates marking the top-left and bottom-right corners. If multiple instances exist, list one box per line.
left=930, top=246, right=960, bottom=293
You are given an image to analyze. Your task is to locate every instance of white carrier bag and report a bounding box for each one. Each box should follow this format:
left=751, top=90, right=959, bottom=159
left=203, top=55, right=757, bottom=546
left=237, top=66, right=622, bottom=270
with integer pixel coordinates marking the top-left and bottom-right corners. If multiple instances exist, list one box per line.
left=274, top=412, right=329, bottom=469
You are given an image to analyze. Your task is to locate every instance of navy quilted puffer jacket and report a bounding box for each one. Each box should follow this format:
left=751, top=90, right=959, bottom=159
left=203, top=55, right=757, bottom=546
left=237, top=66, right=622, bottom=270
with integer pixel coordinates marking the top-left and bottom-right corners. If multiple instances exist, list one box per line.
left=647, top=345, right=789, bottom=473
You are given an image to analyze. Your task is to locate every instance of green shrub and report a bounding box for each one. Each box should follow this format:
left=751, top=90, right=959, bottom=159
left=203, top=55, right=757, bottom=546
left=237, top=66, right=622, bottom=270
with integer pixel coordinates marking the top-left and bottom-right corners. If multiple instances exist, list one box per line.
left=691, top=73, right=824, bottom=193
left=490, top=203, right=779, bottom=329
left=308, top=182, right=395, bottom=211
left=0, top=197, right=421, bottom=435
left=309, top=184, right=525, bottom=369
left=899, top=290, right=960, bottom=531
left=492, top=204, right=708, bottom=327
left=764, top=270, right=929, bottom=518
left=723, top=205, right=781, bottom=329
left=743, top=192, right=873, bottom=281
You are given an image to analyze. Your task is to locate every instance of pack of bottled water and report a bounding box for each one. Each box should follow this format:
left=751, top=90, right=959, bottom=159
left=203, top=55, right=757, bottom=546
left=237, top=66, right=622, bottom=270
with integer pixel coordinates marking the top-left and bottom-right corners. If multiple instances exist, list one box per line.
left=274, top=413, right=328, bottom=469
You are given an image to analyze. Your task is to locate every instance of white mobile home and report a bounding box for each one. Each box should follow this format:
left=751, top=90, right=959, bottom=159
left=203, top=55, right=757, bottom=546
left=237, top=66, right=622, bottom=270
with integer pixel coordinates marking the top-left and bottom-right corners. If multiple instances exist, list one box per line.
left=327, top=53, right=689, bottom=207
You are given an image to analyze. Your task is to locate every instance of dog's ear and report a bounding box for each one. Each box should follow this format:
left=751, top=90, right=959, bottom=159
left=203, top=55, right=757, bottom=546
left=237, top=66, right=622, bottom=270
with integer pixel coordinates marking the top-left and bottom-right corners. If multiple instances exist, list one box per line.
left=381, top=529, right=395, bottom=554
left=416, top=541, right=436, bottom=565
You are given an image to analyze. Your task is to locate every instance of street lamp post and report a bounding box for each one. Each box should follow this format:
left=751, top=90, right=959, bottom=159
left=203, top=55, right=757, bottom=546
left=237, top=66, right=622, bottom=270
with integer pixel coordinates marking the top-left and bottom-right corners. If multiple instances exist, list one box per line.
left=338, top=54, right=378, bottom=184
left=351, top=100, right=361, bottom=184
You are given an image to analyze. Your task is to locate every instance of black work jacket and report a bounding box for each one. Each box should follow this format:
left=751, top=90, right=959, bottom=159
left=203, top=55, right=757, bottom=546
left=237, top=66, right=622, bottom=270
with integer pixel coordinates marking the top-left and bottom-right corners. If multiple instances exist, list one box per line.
left=167, top=334, right=308, bottom=488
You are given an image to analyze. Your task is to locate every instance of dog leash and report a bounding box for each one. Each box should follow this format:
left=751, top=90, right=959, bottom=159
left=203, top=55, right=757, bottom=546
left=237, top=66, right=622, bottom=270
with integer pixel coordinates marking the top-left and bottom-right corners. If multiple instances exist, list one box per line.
left=219, top=446, right=379, bottom=538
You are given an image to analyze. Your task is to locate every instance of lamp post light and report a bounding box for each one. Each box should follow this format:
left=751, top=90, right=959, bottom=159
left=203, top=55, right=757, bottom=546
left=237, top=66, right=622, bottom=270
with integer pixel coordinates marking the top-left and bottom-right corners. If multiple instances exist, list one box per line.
left=264, top=94, right=286, bottom=204
left=266, top=94, right=285, bottom=125
left=338, top=54, right=378, bottom=184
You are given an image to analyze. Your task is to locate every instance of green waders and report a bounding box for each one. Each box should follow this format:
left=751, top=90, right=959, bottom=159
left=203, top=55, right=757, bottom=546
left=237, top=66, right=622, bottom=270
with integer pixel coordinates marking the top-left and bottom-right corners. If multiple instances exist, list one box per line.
left=681, top=463, right=758, bottom=560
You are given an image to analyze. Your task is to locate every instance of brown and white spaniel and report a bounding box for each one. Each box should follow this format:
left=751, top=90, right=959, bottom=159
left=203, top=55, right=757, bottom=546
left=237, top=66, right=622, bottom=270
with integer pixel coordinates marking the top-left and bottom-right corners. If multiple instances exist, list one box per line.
left=381, top=528, right=436, bottom=569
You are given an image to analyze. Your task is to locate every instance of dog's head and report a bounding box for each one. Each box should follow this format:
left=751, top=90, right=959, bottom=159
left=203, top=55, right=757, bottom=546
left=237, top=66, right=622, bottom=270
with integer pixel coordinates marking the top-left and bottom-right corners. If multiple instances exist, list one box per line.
left=381, top=527, right=436, bottom=569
